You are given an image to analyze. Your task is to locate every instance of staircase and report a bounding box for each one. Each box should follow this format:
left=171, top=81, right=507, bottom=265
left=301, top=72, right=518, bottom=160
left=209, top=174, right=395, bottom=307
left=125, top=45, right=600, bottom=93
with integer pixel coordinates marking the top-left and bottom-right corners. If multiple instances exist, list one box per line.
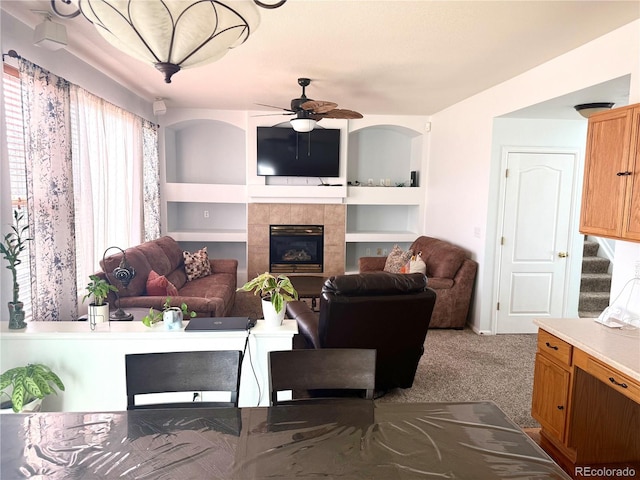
left=579, top=240, right=612, bottom=318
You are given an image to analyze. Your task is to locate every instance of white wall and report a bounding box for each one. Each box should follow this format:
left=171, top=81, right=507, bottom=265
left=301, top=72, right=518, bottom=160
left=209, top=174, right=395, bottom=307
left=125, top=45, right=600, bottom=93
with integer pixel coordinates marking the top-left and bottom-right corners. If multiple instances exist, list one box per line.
left=427, top=20, right=640, bottom=333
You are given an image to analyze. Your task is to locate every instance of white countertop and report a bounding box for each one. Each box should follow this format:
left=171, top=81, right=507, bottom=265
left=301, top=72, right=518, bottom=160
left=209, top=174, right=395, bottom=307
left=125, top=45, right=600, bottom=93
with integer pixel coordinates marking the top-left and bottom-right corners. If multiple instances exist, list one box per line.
left=0, top=318, right=298, bottom=340
left=534, top=318, right=640, bottom=382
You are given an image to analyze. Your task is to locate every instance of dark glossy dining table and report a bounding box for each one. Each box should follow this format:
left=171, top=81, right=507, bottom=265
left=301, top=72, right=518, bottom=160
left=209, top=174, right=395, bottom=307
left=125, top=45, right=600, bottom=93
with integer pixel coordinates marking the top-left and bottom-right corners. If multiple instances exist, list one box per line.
left=0, top=401, right=570, bottom=479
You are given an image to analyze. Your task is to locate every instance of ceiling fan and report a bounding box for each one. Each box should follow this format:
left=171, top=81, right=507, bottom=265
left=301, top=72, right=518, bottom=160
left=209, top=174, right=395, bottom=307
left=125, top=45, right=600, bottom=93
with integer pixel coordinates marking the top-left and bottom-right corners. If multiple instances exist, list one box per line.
left=257, top=78, right=363, bottom=132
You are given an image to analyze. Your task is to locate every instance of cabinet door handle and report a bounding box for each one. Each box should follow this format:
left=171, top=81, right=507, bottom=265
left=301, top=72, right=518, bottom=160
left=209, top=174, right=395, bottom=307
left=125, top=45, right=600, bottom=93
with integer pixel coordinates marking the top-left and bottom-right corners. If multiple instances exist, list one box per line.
left=545, top=342, right=559, bottom=351
left=616, top=171, right=632, bottom=176
left=609, top=377, right=628, bottom=388
left=557, top=405, right=564, bottom=410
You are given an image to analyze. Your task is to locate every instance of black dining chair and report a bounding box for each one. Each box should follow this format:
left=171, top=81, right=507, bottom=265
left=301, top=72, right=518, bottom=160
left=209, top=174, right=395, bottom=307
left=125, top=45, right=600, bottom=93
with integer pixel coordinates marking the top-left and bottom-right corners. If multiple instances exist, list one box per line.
left=268, top=348, right=376, bottom=406
left=125, top=350, right=242, bottom=410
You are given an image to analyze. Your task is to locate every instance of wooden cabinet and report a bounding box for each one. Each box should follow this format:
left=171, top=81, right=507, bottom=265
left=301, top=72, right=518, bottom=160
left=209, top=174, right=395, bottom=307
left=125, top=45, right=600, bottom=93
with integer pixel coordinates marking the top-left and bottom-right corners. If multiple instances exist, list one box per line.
left=580, top=103, right=640, bottom=241
left=532, top=323, right=640, bottom=468
left=532, top=330, right=573, bottom=445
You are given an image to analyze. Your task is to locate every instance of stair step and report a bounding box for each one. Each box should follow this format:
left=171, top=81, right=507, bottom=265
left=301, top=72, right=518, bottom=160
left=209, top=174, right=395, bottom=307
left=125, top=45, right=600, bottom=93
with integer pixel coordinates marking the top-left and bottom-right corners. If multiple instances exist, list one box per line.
left=579, top=273, right=612, bottom=292
left=583, top=240, right=600, bottom=257
left=579, top=291, right=610, bottom=311
left=581, top=256, right=610, bottom=273
left=579, top=311, right=605, bottom=319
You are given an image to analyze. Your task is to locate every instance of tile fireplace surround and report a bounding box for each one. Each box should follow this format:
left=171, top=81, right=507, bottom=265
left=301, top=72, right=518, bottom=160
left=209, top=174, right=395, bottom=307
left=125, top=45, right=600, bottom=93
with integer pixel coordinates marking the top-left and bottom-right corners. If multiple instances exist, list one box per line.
left=247, top=203, right=346, bottom=278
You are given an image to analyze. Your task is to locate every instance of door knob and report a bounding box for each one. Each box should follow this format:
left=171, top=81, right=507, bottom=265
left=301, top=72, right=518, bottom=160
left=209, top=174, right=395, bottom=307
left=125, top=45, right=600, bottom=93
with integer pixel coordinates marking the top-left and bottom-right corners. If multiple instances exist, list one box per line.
left=558, top=252, right=568, bottom=258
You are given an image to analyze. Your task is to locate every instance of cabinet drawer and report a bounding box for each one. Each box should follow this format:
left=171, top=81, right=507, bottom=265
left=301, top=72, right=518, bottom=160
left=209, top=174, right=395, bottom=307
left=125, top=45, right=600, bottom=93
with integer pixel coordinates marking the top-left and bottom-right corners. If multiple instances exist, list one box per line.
left=537, top=330, right=572, bottom=366
left=585, top=356, right=640, bottom=404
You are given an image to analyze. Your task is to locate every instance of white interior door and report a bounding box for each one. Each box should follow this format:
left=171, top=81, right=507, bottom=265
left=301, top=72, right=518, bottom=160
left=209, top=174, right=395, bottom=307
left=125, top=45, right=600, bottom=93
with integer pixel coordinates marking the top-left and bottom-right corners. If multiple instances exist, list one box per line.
left=496, top=150, right=576, bottom=334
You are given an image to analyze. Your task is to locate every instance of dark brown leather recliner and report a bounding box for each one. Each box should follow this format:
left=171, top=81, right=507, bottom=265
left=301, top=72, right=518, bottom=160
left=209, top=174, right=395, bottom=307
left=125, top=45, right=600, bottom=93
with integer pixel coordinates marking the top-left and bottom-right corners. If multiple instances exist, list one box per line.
left=286, top=272, right=437, bottom=391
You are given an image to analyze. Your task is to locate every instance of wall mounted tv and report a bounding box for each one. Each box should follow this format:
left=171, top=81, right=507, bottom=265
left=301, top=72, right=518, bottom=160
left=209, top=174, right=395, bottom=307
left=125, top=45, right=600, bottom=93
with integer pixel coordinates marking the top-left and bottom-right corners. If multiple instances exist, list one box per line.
left=256, top=126, right=341, bottom=177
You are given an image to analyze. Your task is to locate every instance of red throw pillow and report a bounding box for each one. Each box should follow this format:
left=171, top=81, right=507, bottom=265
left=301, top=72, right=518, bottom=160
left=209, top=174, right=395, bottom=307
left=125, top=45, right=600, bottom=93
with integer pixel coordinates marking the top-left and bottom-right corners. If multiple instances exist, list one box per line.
left=146, top=270, right=179, bottom=296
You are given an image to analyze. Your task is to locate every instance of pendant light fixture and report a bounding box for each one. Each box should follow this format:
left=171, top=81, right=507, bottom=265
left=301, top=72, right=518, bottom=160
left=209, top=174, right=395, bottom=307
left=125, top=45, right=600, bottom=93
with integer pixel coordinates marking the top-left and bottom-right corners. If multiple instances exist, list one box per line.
left=573, top=102, right=615, bottom=118
left=51, top=0, right=287, bottom=83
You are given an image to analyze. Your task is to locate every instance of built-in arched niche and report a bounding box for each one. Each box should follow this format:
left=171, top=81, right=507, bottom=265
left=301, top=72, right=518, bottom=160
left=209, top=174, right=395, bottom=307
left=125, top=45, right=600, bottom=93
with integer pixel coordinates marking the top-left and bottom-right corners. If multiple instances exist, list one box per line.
left=165, top=119, right=246, bottom=185
left=348, top=124, right=422, bottom=186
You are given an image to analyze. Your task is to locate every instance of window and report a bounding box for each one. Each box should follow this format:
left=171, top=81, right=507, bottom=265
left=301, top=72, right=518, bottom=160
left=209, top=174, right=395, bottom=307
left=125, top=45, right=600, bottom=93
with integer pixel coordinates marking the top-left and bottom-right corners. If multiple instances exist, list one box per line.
left=3, top=60, right=159, bottom=321
left=3, top=63, right=32, bottom=320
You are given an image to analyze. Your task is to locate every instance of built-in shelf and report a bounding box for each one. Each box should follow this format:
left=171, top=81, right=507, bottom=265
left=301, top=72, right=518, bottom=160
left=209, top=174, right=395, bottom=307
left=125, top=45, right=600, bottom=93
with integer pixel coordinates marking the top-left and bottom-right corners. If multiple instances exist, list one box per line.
left=167, top=230, right=247, bottom=242
left=161, top=112, right=428, bottom=276
left=346, top=204, right=420, bottom=237
left=247, top=184, right=347, bottom=200
left=345, top=186, right=423, bottom=205
left=164, top=183, right=247, bottom=203
left=345, top=232, right=417, bottom=242
left=166, top=202, right=246, bottom=234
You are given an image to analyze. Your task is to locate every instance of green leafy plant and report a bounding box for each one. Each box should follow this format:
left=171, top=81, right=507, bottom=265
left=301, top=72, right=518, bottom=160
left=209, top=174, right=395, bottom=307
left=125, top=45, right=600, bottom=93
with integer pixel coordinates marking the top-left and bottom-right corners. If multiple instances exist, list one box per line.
left=0, top=209, right=31, bottom=304
left=82, top=274, right=117, bottom=306
left=238, top=272, right=298, bottom=314
left=0, top=363, right=65, bottom=413
left=141, top=297, right=196, bottom=327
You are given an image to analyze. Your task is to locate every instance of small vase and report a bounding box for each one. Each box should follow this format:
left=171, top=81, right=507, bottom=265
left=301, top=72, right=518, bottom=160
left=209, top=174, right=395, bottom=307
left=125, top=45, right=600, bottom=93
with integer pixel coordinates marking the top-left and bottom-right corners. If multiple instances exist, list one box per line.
left=88, top=303, right=109, bottom=329
left=262, top=298, right=286, bottom=328
left=163, top=307, right=183, bottom=330
left=8, top=302, right=26, bottom=330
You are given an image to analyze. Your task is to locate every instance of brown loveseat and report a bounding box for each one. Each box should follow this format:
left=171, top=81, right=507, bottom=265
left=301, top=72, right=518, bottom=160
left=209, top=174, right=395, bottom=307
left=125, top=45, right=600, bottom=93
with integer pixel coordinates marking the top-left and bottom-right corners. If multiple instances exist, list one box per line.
left=359, top=236, right=477, bottom=329
left=98, top=236, right=237, bottom=317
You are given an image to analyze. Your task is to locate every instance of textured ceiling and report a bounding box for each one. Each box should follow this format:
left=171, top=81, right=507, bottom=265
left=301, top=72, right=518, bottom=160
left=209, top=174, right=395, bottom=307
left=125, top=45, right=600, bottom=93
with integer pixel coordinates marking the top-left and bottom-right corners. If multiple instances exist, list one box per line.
left=2, top=1, right=639, bottom=116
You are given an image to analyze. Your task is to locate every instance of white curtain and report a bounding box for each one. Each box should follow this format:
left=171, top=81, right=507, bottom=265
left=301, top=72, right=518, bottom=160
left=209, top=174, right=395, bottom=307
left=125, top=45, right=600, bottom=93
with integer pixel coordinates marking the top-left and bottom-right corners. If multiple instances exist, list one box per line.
left=19, top=59, right=78, bottom=321
left=14, top=60, right=159, bottom=320
left=143, top=121, right=161, bottom=241
left=71, top=86, right=144, bottom=294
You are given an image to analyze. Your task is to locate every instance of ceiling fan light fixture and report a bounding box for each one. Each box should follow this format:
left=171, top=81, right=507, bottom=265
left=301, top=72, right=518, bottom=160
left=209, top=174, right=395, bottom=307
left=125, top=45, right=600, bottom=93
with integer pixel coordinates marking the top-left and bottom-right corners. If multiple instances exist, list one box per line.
left=290, top=118, right=316, bottom=133
left=574, top=102, right=615, bottom=118
left=52, top=0, right=286, bottom=83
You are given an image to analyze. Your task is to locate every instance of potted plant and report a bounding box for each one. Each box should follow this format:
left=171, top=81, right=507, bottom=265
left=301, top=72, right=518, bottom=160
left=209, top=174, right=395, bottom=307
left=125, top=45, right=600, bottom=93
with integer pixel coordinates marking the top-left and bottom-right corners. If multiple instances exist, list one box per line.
left=141, top=297, right=196, bottom=330
left=0, top=209, right=31, bottom=329
left=238, top=272, right=298, bottom=327
left=0, top=363, right=65, bottom=413
left=82, top=274, right=117, bottom=325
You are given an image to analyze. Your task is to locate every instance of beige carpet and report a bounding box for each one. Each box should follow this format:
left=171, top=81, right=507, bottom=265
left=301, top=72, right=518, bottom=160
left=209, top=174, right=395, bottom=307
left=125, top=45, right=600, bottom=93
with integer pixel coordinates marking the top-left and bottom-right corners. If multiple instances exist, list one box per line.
left=232, top=290, right=539, bottom=428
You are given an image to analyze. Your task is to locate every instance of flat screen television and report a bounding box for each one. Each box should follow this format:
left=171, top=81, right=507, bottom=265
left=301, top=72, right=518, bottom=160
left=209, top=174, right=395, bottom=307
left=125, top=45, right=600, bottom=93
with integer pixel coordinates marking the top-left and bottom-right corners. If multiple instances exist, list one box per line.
left=256, top=126, right=340, bottom=177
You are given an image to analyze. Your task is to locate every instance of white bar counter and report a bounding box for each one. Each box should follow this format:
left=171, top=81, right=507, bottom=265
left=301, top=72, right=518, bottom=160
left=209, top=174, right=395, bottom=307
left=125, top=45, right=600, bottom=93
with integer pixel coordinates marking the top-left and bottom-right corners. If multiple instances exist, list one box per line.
left=0, top=319, right=297, bottom=411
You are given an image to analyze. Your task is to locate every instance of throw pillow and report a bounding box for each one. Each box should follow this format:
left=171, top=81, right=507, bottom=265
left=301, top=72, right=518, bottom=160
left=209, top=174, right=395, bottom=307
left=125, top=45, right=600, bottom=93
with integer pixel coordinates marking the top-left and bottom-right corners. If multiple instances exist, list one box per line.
left=146, top=270, right=179, bottom=296
left=183, top=247, right=212, bottom=281
left=383, top=245, right=413, bottom=273
left=409, top=252, right=427, bottom=275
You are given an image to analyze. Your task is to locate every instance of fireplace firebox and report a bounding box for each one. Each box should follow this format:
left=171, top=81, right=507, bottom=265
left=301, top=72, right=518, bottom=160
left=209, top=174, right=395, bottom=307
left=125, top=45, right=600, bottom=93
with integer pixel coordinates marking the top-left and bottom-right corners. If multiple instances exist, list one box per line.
left=270, top=225, right=323, bottom=273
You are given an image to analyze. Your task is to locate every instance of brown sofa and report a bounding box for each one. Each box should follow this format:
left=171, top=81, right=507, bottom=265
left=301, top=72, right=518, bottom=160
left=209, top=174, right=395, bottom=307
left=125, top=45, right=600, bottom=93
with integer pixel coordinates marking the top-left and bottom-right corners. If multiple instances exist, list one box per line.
left=359, top=236, right=477, bottom=329
left=98, top=236, right=237, bottom=317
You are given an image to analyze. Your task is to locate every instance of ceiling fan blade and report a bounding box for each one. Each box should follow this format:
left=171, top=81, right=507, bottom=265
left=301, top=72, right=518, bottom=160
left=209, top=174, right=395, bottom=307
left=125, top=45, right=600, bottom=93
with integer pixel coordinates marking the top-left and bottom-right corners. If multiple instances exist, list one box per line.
left=255, top=103, right=295, bottom=113
left=320, top=108, right=364, bottom=120
left=301, top=100, right=338, bottom=114
left=251, top=112, right=296, bottom=117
